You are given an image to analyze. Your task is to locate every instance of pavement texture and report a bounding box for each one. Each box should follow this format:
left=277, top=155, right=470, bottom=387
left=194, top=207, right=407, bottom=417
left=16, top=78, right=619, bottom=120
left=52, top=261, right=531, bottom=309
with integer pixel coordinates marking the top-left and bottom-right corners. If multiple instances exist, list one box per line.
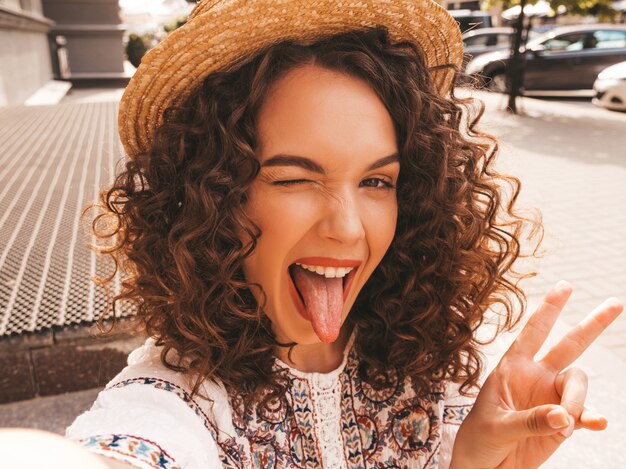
left=0, top=86, right=139, bottom=402
left=1, top=88, right=625, bottom=467
left=0, top=97, right=126, bottom=337
left=475, top=91, right=626, bottom=356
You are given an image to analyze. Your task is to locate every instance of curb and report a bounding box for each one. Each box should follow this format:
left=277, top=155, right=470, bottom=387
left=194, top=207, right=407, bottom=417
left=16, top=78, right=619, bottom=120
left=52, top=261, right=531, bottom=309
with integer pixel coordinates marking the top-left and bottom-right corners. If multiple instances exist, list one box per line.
left=0, top=320, right=145, bottom=404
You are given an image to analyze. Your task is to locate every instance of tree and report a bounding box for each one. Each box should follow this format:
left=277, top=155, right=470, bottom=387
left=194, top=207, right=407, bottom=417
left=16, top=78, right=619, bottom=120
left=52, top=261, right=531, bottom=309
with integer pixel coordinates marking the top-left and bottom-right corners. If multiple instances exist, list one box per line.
left=484, top=0, right=617, bottom=114
left=126, top=34, right=148, bottom=69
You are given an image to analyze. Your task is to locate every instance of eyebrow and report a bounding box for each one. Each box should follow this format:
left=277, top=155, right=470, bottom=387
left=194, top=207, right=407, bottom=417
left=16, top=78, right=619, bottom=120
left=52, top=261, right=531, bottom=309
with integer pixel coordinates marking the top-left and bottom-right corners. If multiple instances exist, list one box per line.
left=260, top=152, right=400, bottom=174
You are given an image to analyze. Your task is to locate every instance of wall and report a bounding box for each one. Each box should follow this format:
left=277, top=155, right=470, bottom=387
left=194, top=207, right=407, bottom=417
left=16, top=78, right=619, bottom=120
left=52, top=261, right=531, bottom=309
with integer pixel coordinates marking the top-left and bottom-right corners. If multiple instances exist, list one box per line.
left=0, top=2, right=54, bottom=107
left=42, top=0, right=126, bottom=79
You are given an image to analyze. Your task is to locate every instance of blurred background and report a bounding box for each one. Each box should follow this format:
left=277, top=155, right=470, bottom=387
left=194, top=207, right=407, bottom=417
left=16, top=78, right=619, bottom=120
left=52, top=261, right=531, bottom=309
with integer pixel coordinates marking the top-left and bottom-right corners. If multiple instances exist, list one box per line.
left=0, top=0, right=625, bottom=467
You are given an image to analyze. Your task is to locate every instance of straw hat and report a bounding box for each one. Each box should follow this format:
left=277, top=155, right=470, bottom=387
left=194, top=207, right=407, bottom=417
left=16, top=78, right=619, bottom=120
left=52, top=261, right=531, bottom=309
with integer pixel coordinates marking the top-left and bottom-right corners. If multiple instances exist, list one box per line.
left=119, top=0, right=463, bottom=159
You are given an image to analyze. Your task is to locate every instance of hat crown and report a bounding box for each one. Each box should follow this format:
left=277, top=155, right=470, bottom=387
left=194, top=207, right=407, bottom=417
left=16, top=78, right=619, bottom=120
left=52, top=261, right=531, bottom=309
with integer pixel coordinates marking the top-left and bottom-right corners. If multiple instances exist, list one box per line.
left=188, top=0, right=228, bottom=21
left=119, top=0, right=463, bottom=159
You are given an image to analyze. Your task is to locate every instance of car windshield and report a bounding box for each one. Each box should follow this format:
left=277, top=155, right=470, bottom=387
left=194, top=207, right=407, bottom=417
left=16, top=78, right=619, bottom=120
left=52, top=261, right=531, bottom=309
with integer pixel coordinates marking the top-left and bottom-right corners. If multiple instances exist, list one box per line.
left=541, top=32, right=587, bottom=52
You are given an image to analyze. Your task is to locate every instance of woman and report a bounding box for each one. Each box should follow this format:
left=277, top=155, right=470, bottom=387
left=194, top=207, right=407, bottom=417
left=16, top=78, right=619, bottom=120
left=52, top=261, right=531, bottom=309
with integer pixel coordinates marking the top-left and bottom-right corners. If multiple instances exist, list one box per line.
left=7, top=0, right=622, bottom=468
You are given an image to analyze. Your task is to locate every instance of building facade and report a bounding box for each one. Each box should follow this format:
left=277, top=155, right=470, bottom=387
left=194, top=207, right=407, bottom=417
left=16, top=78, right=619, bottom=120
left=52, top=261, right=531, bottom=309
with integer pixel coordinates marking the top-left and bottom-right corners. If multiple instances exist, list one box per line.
left=42, top=0, right=126, bottom=81
left=1, top=0, right=127, bottom=107
left=0, top=0, right=54, bottom=107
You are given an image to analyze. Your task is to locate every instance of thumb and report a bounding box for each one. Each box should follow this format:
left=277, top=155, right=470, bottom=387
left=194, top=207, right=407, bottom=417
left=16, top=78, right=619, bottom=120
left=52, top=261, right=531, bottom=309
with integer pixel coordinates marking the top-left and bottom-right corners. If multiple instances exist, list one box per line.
left=503, top=405, right=574, bottom=440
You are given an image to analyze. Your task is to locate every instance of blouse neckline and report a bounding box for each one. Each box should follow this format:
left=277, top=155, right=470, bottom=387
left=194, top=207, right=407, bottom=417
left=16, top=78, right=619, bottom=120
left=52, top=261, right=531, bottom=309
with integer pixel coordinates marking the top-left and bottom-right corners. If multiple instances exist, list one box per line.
left=273, top=331, right=357, bottom=382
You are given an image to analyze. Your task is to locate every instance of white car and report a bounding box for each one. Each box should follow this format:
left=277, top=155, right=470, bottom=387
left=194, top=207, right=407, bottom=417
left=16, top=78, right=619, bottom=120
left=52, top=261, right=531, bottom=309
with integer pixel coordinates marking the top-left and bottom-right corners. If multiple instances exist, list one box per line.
left=593, top=61, right=626, bottom=111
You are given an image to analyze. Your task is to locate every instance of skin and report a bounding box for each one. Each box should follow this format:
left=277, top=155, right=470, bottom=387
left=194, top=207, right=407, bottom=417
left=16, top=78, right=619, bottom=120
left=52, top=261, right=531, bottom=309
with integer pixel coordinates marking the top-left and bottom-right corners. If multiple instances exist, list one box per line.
left=242, top=63, right=400, bottom=372
left=450, top=281, right=623, bottom=468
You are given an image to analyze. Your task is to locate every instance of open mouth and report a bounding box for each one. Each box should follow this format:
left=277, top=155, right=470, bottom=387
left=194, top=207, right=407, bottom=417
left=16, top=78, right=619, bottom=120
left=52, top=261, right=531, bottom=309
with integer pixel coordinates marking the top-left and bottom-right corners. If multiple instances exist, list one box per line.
left=287, top=263, right=359, bottom=321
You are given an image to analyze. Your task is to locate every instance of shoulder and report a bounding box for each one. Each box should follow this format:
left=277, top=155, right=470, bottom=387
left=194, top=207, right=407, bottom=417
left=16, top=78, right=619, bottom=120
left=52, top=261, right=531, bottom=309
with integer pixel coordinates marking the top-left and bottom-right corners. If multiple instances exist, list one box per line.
left=66, top=338, right=230, bottom=469
left=101, top=337, right=230, bottom=427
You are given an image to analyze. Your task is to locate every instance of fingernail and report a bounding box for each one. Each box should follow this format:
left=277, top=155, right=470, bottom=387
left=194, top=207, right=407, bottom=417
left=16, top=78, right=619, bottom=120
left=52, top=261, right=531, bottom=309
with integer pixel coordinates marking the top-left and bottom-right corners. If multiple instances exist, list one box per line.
left=547, top=409, right=569, bottom=429
left=555, top=280, right=571, bottom=293
left=594, top=413, right=608, bottom=425
left=559, top=415, right=575, bottom=438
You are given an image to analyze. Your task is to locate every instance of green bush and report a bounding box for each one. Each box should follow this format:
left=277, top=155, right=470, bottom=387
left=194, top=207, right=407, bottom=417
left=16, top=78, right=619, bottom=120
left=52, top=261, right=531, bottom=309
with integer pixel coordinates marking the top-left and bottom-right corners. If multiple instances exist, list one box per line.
left=126, top=33, right=148, bottom=68
left=163, top=16, right=187, bottom=34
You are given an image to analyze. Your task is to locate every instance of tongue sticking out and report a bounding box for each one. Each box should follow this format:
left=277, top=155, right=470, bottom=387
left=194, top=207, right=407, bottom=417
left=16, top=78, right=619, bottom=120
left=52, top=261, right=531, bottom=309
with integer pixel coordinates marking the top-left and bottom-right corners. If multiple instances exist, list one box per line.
left=292, top=266, right=344, bottom=343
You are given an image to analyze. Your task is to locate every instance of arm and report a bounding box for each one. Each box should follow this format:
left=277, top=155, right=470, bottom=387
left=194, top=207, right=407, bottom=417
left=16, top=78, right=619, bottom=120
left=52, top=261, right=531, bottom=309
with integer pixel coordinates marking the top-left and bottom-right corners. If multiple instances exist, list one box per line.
left=98, top=456, right=137, bottom=469
left=449, top=281, right=622, bottom=469
left=0, top=429, right=110, bottom=469
left=0, top=429, right=154, bottom=469
left=65, top=375, right=224, bottom=468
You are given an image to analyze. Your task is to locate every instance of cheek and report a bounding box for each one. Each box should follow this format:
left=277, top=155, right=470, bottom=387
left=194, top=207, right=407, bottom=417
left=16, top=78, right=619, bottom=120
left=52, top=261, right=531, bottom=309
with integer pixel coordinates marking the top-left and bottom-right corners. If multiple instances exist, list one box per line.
left=241, top=189, right=316, bottom=287
left=249, top=194, right=316, bottom=252
left=365, top=196, right=398, bottom=257
left=247, top=183, right=315, bottom=229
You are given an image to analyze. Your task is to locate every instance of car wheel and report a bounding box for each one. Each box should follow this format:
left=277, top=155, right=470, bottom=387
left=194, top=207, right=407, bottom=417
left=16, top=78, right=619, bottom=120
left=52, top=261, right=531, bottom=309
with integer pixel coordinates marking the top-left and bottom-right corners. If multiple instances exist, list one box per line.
left=487, top=72, right=508, bottom=93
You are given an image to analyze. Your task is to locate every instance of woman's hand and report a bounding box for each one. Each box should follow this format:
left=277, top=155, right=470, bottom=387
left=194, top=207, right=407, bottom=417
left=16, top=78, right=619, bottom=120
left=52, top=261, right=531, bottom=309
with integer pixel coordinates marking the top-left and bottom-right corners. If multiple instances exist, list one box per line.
left=450, top=281, right=623, bottom=469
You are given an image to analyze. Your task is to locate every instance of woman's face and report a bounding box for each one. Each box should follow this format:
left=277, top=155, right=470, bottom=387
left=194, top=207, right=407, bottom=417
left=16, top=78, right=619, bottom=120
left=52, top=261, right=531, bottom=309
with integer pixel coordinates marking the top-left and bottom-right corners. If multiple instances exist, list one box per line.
left=243, top=63, right=399, bottom=345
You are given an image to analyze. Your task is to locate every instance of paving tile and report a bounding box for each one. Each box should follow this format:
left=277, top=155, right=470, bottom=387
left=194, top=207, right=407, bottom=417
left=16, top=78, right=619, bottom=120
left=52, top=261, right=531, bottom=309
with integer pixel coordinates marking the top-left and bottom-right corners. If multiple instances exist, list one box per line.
left=0, top=350, right=35, bottom=403
left=31, top=343, right=130, bottom=397
left=0, top=329, right=53, bottom=351
left=0, top=387, right=101, bottom=434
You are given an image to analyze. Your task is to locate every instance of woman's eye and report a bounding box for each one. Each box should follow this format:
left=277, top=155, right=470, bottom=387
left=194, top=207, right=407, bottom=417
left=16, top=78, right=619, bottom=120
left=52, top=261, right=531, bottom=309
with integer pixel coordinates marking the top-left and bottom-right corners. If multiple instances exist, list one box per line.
left=361, top=177, right=395, bottom=189
left=272, top=179, right=311, bottom=186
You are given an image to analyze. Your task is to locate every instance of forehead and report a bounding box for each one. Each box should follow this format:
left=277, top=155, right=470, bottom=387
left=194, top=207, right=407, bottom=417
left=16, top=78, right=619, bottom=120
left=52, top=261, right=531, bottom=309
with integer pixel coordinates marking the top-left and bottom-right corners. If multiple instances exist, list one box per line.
left=255, top=64, right=398, bottom=168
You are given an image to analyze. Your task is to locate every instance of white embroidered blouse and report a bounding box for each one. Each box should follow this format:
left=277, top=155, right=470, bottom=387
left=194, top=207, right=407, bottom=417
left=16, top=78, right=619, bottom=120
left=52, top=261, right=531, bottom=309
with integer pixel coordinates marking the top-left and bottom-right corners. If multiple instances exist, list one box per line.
left=66, top=336, right=474, bottom=469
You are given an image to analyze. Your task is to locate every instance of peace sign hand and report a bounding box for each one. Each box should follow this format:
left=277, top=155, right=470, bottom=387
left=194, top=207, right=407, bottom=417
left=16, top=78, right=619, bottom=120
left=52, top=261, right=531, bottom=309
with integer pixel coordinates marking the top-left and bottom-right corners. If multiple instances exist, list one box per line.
left=450, top=281, right=623, bottom=469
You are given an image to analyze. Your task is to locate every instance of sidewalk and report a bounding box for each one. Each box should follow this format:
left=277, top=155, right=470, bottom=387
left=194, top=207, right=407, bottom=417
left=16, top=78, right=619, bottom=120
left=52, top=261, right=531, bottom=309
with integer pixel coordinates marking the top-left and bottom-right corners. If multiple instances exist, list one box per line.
left=475, top=90, right=626, bottom=466
left=0, top=89, right=140, bottom=402
left=474, top=90, right=626, bottom=358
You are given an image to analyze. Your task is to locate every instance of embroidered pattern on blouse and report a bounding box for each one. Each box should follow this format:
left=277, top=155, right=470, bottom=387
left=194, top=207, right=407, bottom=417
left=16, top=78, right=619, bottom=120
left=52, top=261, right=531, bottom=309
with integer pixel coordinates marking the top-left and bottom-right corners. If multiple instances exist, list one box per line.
left=443, top=404, right=473, bottom=425
left=107, top=377, right=245, bottom=467
left=336, top=351, right=445, bottom=468
left=216, top=347, right=454, bottom=469
left=108, top=358, right=473, bottom=468
left=79, top=434, right=179, bottom=469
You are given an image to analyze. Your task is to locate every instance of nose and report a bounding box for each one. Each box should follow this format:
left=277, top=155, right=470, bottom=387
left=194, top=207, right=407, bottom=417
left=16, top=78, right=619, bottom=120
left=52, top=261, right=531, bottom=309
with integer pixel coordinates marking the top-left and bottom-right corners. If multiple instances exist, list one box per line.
left=316, top=191, right=366, bottom=244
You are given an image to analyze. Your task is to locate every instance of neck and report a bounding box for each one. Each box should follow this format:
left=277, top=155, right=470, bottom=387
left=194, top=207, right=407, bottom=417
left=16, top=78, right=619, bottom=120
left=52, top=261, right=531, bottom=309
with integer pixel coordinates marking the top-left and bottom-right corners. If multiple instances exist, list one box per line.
left=277, top=323, right=354, bottom=373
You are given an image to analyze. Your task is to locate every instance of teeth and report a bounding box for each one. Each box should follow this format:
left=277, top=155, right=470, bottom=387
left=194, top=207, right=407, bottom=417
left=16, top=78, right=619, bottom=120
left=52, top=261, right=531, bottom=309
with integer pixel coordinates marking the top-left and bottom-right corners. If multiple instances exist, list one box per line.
left=294, top=263, right=354, bottom=278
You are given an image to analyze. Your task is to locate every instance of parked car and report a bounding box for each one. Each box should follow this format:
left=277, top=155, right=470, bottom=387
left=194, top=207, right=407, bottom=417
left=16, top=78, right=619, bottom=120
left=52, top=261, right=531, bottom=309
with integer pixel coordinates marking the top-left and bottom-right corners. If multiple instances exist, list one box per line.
left=593, top=60, right=626, bottom=111
left=465, top=24, right=626, bottom=93
left=463, top=27, right=514, bottom=65
left=462, top=27, right=538, bottom=68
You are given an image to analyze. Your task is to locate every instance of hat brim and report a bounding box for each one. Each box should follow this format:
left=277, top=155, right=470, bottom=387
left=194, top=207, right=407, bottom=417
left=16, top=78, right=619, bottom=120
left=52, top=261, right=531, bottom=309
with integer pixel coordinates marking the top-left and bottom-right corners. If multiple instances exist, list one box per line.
left=119, top=0, right=463, bottom=158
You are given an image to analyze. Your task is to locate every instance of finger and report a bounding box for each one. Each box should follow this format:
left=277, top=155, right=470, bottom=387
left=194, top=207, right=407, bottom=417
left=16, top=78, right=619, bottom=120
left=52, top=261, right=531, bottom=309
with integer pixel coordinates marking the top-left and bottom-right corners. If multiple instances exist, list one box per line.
left=541, top=297, right=623, bottom=371
left=508, top=281, right=573, bottom=358
left=580, top=409, right=608, bottom=431
left=501, top=404, right=573, bottom=441
left=555, top=368, right=588, bottom=423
